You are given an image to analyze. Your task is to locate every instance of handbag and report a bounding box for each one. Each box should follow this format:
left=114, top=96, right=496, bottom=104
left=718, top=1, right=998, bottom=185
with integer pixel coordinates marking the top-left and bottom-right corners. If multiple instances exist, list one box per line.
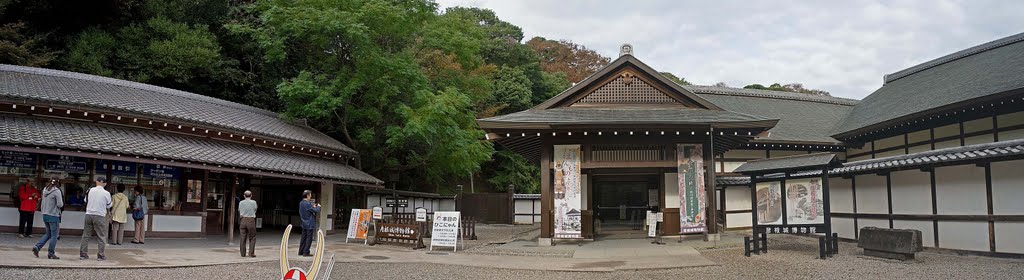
left=132, top=209, right=145, bottom=220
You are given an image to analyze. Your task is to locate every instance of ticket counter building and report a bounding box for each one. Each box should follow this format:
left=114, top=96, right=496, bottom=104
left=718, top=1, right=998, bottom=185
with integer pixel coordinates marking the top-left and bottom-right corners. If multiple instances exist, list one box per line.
left=0, top=65, right=382, bottom=237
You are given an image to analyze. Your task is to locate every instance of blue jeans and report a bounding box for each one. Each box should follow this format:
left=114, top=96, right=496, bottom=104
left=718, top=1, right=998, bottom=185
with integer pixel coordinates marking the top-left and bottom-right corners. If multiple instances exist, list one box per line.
left=35, top=221, right=59, bottom=255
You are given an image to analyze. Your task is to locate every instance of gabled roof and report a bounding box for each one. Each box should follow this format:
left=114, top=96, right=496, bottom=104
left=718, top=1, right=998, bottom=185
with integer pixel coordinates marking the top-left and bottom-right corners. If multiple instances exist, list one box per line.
left=733, top=152, right=837, bottom=175
left=533, top=55, right=722, bottom=110
left=686, top=85, right=858, bottom=145
left=832, top=32, right=1024, bottom=139
left=0, top=65, right=356, bottom=155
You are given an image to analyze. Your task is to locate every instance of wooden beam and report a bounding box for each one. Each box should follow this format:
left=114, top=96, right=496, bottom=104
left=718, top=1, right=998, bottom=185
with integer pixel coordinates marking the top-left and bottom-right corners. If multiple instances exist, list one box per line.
left=539, top=137, right=552, bottom=239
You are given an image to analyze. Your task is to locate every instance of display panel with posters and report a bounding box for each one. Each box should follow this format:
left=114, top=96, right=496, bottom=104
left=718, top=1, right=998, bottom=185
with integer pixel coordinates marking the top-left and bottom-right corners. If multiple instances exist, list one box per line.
left=786, top=179, right=824, bottom=225
left=142, top=164, right=181, bottom=209
left=553, top=145, right=582, bottom=239
left=755, top=181, right=783, bottom=225
left=677, top=144, right=706, bottom=234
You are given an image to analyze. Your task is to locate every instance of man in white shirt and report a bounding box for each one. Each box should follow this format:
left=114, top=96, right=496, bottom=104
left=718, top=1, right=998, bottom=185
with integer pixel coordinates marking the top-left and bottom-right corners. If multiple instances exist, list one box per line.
left=80, top=176, right=111, bottom=261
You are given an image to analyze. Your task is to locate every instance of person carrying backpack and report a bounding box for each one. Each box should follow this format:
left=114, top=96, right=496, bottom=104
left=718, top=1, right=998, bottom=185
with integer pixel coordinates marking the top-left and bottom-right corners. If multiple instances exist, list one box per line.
left=33, top=179, right=63, bottom=259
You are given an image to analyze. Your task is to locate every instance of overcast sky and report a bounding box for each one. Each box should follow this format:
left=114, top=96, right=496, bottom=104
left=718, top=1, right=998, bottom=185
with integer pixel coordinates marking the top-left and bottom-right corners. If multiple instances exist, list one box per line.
left=435, top=0, right=1024, bottom=99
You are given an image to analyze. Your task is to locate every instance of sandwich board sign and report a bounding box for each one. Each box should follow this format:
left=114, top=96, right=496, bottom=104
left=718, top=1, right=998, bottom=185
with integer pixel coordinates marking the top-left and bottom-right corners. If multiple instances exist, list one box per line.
left=430, top=211, right=460, bottom=251
left=345, top=209, right=372, bottom=244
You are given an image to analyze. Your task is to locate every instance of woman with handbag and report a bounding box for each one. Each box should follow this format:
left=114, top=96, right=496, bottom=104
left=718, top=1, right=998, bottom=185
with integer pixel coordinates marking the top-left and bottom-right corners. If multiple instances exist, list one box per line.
left=109, top=184, right=130, bottom=245
left=131, top=186, right=147, bottom=244
left=32, top=179, right=63, bottom=259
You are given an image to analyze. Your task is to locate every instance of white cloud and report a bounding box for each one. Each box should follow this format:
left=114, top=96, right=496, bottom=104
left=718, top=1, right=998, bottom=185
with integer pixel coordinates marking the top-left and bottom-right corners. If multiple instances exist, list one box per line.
left=436, top=0, right=1024, bottom=99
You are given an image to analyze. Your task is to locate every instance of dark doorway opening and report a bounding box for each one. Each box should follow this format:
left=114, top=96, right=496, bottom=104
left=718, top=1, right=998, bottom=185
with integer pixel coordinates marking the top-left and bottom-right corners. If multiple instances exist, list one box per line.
left=592, top=175, right=658, bottom=238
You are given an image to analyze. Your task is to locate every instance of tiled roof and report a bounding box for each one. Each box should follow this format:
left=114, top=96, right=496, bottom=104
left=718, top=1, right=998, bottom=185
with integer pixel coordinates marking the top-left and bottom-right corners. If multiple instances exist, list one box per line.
left=513, top=194, right=541, bottom=199
left=478, top=107, right=777, bottom=129
left=0, top=65, right=356, bottom=155
left=833, top=139, right=1024, bottom=174
left=832, top=32, right=1024, bottom=138
left=716, top=176, right=750, bottom=186
left=0, top=115, right=381, bottom=185
left=734, top=152, right=837, bottom=174
left=687, top=86, right=856, bottom=145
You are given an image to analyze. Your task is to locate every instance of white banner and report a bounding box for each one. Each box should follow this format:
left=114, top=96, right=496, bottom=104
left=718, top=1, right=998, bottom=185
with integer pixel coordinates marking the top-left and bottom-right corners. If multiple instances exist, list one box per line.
left=346, top=209, right=361, bottom=239
left=431, top=211, right=461, bottom=251
left=553, top=145, right=582, bottom=239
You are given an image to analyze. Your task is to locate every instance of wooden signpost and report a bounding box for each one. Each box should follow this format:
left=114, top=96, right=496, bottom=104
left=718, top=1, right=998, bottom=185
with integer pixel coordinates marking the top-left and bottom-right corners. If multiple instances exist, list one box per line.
left=370, top=223, right=425, bottom=249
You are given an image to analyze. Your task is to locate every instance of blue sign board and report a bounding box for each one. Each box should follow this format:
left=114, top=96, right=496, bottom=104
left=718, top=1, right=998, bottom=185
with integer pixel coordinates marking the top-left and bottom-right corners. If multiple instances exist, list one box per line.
left=44, top=155, right=88, bottom=173
left=143, top=164, right=180, bottom=179
left=0, top=151, right=35, bottom=169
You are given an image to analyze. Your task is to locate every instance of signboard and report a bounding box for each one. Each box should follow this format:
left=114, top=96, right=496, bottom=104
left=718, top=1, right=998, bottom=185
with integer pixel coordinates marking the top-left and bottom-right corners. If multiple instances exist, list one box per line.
left=186, top=180, right=203, bottom=203
left=646, top=211, right=658, bottom=237
left=756, top=182, right=783, bottom=225
left=256, top=218, right=263, bottom=229
left=386, top=198, right=408, bottom=208
left=43, top=155, right=87, bottom=173
left=415, top=208, right=427, bottom=222
left=372, top=206, right=383, bottom=220
left=677, top=144, right=706, bottom=234
left=430, top=211, right=460, bottom=251
left=0, top=151, right=35, bottom=176
left=97, top=160, right=136, bottom=176
left=373, top=223, right=425, bottom=249
left=786, top=179, right=824, bottom=224
left=553, top=145, right=582, bottom=239
left=346, top=209, right=372, bottom=243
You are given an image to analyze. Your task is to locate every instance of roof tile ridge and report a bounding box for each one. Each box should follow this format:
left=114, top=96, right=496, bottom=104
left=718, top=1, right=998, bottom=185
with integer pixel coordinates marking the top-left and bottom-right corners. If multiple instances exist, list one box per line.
left=884, top=32, right=1024, bottom=84
left=684, top=85, right=859, bottom=106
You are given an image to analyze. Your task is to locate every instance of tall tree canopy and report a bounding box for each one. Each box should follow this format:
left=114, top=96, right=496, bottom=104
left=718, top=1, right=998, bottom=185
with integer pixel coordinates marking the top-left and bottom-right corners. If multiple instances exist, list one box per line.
left=526, top=36, right=610, bottom=83
left=743, top=83, right=831, bottom=96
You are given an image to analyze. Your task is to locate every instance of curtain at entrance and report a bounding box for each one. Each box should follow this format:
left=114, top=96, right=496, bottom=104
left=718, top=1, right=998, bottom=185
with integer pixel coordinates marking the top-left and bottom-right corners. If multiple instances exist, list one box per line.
left=677, top=144, right=707, bottom=234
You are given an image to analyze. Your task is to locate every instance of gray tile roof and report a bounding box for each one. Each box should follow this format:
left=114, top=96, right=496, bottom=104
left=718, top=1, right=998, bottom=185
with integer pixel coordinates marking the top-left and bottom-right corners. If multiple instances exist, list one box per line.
left=733, top=152, right=837, bottom=174
left=478, top=107, right=777, bottom=129
left=0, top=115, right=381, bottom=185
left=832, top=32, right=1024, bottom=138
left=0, top=65, right=356, bottom=155
left=686, top=85, right=857, bottom=145
left=513, top=194, right=541, bottom=199
left=832, top=139, right=1024, bottom=174
left=716, top=176, right=750, bottom=186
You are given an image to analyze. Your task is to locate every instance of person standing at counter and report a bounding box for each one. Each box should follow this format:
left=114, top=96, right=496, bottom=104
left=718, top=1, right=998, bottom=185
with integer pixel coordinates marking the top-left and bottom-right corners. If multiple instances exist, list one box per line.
left=109, top=184, right=130, bottom=245
left=297, top=190, right=320, bottom=257
left=33, top=179, right=63, bottom=259
left=80, top=177, right=111, bottom=261
left=131, top=186, right=147, bottom=244
left=238, top=190, right=257, bottom=258
left=17, top=180, right=40, bottom=238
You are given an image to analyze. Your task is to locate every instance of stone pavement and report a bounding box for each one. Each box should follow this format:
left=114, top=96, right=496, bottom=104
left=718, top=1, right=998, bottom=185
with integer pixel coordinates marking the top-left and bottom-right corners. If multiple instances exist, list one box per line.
left=0, top=232, right=719, bottom=272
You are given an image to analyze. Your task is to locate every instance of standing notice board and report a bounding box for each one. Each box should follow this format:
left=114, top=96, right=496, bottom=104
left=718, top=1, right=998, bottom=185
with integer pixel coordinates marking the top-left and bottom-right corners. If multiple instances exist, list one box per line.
left=346, top=209, right=372, bottom=244
left=430, top=211, right=461, bottom=251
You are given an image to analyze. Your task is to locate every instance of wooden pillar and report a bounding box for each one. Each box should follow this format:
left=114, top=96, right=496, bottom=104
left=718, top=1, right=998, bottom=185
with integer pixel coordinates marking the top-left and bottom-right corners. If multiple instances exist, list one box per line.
left=705, top=129, right=718, bottom=234
left=228, top=174, right=238, bottom=244
left=540, top=136, right=552, bottom=239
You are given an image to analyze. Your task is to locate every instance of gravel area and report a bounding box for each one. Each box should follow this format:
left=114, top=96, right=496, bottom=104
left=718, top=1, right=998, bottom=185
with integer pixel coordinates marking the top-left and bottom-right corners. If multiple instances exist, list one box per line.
left=2, top=235, right=1022, bottom=279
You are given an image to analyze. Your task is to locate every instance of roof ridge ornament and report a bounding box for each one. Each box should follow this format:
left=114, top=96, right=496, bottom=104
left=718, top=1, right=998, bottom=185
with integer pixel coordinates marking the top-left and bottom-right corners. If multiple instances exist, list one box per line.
left=619, top=44, right=633, bottom=57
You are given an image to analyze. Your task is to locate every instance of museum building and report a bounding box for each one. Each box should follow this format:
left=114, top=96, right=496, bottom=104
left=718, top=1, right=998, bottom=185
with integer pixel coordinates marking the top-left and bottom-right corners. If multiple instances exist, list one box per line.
left=481, top=32, right=1024, bottom=256
left=0, top=65, right=383, bottom=237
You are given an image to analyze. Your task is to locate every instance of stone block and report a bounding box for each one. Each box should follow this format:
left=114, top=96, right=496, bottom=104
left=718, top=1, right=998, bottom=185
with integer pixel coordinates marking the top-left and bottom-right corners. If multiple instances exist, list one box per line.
left=858, top=227, right=923, bottom=259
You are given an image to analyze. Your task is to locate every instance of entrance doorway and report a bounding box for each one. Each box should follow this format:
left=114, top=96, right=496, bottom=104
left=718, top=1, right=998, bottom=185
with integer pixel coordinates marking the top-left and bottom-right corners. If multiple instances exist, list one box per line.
left=592, top=175, right=659, bottom=238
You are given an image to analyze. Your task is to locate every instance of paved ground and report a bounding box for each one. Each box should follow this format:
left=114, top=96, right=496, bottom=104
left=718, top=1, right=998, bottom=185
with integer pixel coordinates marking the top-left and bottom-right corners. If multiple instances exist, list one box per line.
left=3, top=235, right=1023, bottom=279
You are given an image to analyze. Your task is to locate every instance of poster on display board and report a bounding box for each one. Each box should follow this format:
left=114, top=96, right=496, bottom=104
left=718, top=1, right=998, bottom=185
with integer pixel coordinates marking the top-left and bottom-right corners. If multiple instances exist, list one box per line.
left=430, top=211, right=460, bottom=251
left=186, top=180, right=202, bottom=203
left=677, top=144, right=706, bottom=234
left=785, top=179, right=824, bottom=225
left=756, top=182, right=783, bottom=225
left=346, top=209, right=372, bottom=243
left=553, top=145, right=582, bottom=239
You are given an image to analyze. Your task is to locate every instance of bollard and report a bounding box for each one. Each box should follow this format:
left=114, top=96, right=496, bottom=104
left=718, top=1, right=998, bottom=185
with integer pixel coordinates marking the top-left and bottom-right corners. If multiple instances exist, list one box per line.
left=818, top=236, right=827, bottom=259
left=760, top=232, right=768, bottom=253
left=832, top=233, right=839, bottom=255
left=744, top=236, right=751, bottom=257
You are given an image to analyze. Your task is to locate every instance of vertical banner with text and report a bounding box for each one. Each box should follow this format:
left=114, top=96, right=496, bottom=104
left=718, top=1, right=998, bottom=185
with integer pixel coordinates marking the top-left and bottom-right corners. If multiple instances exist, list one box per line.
left=677, top=144, right=707, bottom=234
left=553, top=145, right=582, bottom=239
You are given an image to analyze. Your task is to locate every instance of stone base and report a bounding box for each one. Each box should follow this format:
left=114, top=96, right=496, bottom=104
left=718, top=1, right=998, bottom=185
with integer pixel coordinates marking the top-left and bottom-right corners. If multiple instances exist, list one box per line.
left=538, top=238, right=552, bottom=247
left=705, top=233, right=721, bottom=242
left=864, top=249, right=915, bottom=261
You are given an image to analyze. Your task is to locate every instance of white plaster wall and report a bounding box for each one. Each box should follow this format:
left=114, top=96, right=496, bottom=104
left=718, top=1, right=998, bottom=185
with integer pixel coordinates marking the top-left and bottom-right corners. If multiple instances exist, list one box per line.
left=963, top=117, right=993, bottom=133
left=724, top=149, right=766, bottom=159
left=998, top=111, right=1024, bottom=128
left=855, top=174, right=888, bottom=214
left=726, top=213, right=751, bottom=228
left=440, top=199, right=456, bottom=211
left=829, top=177, right=853, bottom=212
left=908, top=144, right=931, bottom=154
left=514, top=199, right=536, bottom=215
left=934, top=124, right=960, bottom=138
left=876, top=149, right=904, bottom=158
left=890, top=170, right=932, bottom=214
left=964, top=134, right=993, bottom=145
left=151, top=215, right=201, bottom=232
left=935, top=165, right=987, bottom=215
left=937, top=221, right=989, bottom=252
left=874, top=135, right=904, bottom=150
left=934, top=139, right=960, bottom=149
left=991, top=160, right=1024, bottom=214
left=723, top=162, right=745, bottom=173
left=724, top=187, right=751, bottom=211
left=847, top=155, right=871, bottom=162
left=832, top=217, right=855, bottom=239
left=0, top=207, right=86, bottom=230
left=858, top=218, right=890, bottom=231
left=893, top=220, right=935, bottom=247
left=995, top=222, right=1024, bottom=253
left=907, top=130, right=930, bottom=143
left=664, top=172, right=679, bottom=209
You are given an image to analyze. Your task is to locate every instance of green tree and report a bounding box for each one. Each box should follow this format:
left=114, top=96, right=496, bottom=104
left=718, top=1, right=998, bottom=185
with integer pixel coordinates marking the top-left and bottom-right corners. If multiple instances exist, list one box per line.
left=491, top=65, right=533, bottom=114
left=660, top=72, right=691, bottom=85
left=743, top=82, right=831, bottom=96
left=232, top=0, right=493, bottom=189
left=0, top=22, right=58, bottom=66
left=485, top=150, right=540, bottom=193
left=526, top=36, right=610, bottom=83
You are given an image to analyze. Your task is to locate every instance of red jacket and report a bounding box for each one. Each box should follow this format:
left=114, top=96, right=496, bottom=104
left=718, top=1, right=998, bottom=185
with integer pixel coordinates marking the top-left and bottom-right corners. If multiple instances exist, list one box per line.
left=18, top=184, right=40, bottom=212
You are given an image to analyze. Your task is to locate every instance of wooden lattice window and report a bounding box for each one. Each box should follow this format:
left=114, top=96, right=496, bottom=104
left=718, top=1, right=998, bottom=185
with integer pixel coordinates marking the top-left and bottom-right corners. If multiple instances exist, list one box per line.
left=591, top=144, right=668, bottom=162
left=575, top=72, right=678, bottom=105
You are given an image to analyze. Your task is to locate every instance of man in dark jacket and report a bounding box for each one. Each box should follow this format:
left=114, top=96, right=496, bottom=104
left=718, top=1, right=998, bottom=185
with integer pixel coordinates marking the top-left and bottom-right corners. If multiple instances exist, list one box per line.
left=17, top=180, right=40, bottom=238
left=297, top=190, right=320, bottom=257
